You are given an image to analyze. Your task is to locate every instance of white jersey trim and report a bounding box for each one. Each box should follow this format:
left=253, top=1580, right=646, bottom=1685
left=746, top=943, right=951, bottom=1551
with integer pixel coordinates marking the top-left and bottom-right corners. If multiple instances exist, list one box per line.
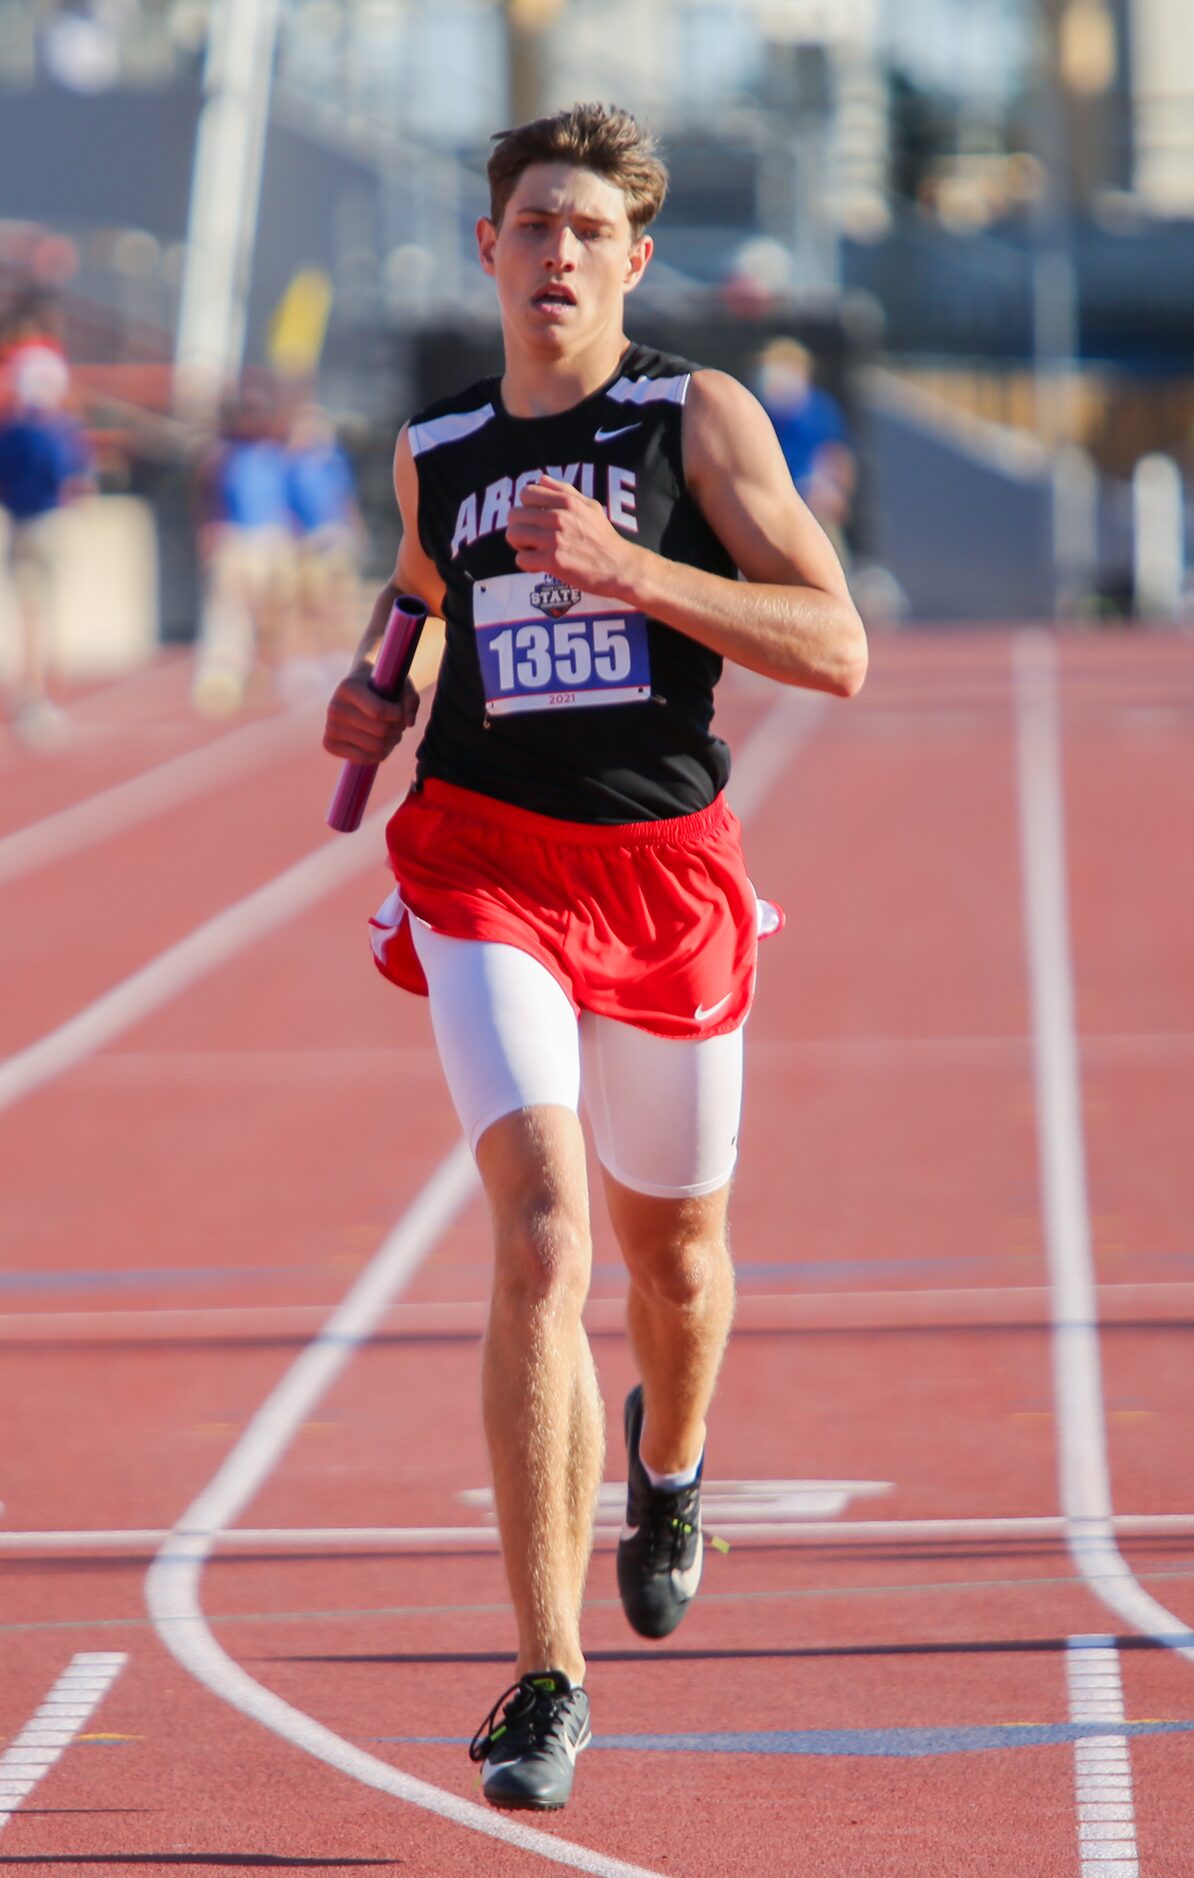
left=606, top=373, right=690, bottom=407
left=409, top=404, right=496, bottom=458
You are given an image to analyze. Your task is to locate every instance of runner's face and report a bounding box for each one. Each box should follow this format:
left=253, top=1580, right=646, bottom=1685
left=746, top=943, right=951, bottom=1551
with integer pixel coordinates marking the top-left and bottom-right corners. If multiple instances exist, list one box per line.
left=478, top=163, right=651, bottom=352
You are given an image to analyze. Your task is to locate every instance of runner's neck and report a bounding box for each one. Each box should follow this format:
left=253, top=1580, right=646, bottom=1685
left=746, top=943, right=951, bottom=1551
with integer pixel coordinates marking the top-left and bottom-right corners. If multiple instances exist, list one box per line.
left=499, top=334, right=633, bottom=420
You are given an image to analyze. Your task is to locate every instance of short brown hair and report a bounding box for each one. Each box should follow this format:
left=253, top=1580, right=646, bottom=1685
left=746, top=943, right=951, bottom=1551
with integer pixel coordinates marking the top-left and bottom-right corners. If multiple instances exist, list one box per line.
left=487, top=102, right=668, bottom=239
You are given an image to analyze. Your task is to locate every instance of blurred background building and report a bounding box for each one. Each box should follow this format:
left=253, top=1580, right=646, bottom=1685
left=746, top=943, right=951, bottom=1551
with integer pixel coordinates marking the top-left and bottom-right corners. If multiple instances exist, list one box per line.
left=0, top=0, right=1191, bottom=670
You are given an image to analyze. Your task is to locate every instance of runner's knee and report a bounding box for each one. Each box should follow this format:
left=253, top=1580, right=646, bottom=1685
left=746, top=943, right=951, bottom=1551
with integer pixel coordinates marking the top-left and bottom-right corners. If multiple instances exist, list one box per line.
left=625, top=1227, right=730, bottom=1312
left=493, top=1202, right=591, bottom=1315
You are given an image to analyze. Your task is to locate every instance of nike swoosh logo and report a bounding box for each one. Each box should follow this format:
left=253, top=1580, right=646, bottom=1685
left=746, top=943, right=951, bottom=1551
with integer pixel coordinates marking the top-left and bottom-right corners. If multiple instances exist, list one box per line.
left=594, top=422, right=641, bottom=444
left=485, top=1724, right=585, bottom=1774
left=693, top=994, right=733, bottom=1024
left=671, top=1529, right=704, bottom=1600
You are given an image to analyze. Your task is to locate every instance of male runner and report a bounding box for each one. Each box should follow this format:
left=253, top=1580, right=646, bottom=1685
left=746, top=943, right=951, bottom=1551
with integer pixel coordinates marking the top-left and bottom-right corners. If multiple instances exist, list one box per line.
left=323, top=103, right=866, bottom=1812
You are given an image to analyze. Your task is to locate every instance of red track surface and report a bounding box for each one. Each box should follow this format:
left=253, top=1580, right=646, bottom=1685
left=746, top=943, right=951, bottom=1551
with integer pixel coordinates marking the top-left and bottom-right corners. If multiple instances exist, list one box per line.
left=3, top=630, right=1193, bottom=1876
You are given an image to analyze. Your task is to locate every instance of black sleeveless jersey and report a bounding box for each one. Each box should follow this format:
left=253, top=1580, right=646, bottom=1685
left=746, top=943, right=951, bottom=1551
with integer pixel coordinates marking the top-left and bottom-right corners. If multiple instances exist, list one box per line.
left=408, top=343, right=737, bottom=824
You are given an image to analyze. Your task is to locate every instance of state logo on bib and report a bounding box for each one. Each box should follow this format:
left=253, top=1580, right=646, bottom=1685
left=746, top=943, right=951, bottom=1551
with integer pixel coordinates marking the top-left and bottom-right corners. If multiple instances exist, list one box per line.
left=530, top=576, right=581, bottom=620
left=475, top=572, right=651, bottom=717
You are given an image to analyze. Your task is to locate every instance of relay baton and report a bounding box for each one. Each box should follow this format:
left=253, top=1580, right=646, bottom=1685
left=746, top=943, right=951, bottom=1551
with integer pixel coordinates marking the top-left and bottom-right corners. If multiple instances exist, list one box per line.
left=326, top=593, right=429, bottom=833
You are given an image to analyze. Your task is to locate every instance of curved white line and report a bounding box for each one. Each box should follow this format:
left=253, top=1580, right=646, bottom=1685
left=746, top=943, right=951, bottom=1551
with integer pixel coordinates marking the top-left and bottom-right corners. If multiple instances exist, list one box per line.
left=1015, top=631, right=1194, bottom=1660
left=145, top=1142, right=664, bottom=1877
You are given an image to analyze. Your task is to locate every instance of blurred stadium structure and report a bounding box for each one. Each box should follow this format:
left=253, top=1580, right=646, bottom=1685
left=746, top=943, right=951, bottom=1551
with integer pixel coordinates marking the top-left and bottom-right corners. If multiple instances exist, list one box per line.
left=0, top=0, right=1191, bottom=669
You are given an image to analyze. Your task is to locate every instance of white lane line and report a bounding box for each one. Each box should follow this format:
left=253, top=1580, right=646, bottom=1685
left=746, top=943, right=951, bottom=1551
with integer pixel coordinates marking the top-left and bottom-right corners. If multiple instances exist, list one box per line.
left=3, top=1277, right=1194, bottom=1343
left=1068, top=1636, right=1140, bottom=1878
left=726, top=686, right=826, bottom=821
left=5, top=1511, right=1194, bottom=1553
left=140, top=689, right=818, bottom=1878
left=1015, top=629, right=1194, bottom=1663
left=0, top=704, right=320, bottom=888
left=0, top=806, right=392, bottom=1115
left=757, top=1029, right=1194, bottom=1061
left=0, top=1652, right=127, bottom=1831
left=145, top=1146, right=662, bottom=1878
left=40, top=1029, right=1194, bottom=1072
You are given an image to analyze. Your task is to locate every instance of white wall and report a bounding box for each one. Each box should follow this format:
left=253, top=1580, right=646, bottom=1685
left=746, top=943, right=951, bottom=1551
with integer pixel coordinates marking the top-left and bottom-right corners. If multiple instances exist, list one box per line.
left=0, top=495, right=159, bottom=684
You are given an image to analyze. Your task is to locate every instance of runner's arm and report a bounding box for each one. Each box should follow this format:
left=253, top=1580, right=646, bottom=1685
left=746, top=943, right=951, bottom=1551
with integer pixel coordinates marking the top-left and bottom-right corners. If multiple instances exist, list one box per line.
left=509, top=371, right=867, bottom=697
left=322, top=426, right=447, bottom=765
left=656, top=369, right=865, bottom=694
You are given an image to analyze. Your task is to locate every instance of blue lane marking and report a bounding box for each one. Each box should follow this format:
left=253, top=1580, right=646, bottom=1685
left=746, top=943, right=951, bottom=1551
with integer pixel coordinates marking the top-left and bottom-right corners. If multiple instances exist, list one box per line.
left=593, top=1721, right=1194, bottom=1757
left=732, top=1254, right=1014, bottom=1284
left=0, top=1263, right=314, bottom=1294
left=590, top=1253, right=1016, bottom=1286
left=366, top=1718, right=1194, bottom=1759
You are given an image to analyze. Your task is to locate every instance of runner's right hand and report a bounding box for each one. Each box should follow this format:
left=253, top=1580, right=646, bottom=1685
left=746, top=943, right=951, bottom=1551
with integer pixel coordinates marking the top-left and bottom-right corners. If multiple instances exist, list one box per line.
left=322, top=667, right=420, bottom=765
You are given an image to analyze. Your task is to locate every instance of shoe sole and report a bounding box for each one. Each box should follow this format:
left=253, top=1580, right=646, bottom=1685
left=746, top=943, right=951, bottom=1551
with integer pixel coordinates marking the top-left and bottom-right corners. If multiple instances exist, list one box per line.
left=484, top=1793, right=567, bottom=1811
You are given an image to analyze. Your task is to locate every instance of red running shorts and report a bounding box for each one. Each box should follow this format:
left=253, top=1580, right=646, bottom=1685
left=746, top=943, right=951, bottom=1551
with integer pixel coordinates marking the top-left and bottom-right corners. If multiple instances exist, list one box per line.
left=369, top=777, right=781, bottom=1042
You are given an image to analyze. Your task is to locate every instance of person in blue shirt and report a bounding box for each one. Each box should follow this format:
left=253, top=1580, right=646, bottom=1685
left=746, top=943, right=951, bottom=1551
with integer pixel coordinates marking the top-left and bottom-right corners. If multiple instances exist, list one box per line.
left=286, top=403, right=356, bottom=540
left=756, top=337, right=855, bottom=557
left=191, top=393, right=296, bottom=717
left=281, top=403, right=364, bottom=693
left=0, top=298, right=93, bottom=742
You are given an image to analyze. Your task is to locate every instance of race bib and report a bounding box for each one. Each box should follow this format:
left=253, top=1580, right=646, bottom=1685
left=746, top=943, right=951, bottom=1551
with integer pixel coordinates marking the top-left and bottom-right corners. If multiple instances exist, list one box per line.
left=474, top=572, right=651, bottom=716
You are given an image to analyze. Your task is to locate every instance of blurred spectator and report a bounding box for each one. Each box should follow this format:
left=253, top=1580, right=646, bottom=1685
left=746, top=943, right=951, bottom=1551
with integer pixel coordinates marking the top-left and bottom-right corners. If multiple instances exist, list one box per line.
left=191, top=392, right=295, bottom=718
left=281, top=402, right=364, bottom=696
left=756, top=337, right=856, bottom=556
left=0, top=291, right=94, bottom=744
left=1, top=292, right=72, bottom=414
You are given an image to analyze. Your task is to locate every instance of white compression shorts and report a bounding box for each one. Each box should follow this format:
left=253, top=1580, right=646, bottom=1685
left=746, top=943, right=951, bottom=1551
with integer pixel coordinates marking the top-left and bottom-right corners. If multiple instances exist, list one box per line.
left=410, top=922, right=744, bottom=1200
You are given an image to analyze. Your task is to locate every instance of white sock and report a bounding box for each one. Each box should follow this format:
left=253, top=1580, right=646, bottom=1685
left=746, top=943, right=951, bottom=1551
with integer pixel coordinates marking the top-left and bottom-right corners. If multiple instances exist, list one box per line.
left=641, top=1430, right=703, bottom=1493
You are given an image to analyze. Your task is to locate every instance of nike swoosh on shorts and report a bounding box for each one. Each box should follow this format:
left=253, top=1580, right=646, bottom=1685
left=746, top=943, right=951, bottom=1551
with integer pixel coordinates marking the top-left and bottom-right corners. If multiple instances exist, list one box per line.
left=693, top=994, right=733, bottom=1023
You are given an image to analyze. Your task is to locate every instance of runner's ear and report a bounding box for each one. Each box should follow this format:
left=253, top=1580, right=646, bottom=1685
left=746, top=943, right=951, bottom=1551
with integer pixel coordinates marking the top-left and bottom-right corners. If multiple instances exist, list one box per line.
left=623, top=234, right=653, bottom=295
left=477, top=217, right=498, bottom=277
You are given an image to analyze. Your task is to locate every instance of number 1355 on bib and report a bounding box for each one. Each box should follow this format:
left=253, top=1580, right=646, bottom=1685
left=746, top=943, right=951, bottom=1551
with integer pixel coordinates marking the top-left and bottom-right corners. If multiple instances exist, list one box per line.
left=474, top=574, right=652, bottom=717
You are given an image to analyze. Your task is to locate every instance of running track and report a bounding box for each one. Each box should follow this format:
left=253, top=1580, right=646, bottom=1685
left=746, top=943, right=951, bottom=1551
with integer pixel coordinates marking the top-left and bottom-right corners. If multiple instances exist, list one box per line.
left=2, top=630, right=1193, bottom=1876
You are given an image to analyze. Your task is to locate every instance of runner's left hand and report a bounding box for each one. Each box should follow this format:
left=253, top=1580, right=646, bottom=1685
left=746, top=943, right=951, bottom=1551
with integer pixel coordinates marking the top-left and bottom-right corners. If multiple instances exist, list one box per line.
left=506, top=476, right=638, bottom=597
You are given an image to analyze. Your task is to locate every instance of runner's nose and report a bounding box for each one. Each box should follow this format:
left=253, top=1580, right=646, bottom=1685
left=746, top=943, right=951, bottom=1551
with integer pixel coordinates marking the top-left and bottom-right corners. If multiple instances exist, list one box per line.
left=544, top=225, right=580, bottom=269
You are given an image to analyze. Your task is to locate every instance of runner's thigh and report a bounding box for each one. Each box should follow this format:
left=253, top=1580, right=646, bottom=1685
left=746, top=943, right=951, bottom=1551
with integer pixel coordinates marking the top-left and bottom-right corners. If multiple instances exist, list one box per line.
left=409, top=924, right=581, bottom=1152
left=580, top=1014, right=743, bottom=1200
